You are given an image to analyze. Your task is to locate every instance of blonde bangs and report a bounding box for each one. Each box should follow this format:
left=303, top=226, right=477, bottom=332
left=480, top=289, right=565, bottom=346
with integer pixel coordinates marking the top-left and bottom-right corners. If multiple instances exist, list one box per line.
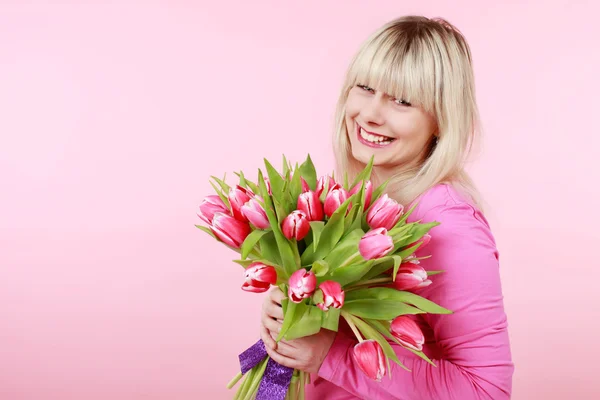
left=345, top=28, right=438, bottom=114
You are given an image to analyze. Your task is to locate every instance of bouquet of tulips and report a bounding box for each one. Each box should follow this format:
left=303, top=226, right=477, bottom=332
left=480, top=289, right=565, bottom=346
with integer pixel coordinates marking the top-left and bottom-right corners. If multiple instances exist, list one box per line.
left=196, top=155, right=451, bottom=400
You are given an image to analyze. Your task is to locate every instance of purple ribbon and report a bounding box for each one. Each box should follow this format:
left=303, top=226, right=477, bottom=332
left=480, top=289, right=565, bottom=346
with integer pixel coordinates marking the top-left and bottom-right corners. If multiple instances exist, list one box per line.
left=238, top=339, right=294, bottom=400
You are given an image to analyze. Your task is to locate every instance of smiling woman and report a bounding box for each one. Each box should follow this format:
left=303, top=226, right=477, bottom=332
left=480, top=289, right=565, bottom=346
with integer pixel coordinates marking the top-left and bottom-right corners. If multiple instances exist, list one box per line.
left=260, top=15, right=514, bottom=400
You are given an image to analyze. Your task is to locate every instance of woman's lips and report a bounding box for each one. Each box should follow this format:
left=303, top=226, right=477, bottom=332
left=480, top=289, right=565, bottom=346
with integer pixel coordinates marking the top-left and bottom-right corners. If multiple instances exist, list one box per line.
left=356, top=123, right=395, bottom=148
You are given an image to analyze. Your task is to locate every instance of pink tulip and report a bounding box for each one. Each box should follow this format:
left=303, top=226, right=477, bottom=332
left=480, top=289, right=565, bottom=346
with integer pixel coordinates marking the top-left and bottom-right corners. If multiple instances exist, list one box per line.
left=407, top=233, right=431, bottom=250
left=241, top=197, right=270, bottom=229
left=359, top=228, right=394, bottom=260
left=282, top=210, right=311, bottom=241
left=197, top=195, right=229, bottom=224
left=316, top=175, right=337, bottom=197
left=353, top=340, right=387, bottom=382
left=288, top=268, right=317, bottom=303
left=366, top=194, right=404, bottom=230
left=301, top=177, right=310, bottom=193
left=228, top=185, right=254, bottom=221
left=297, top=191, right=324, bottom=221
left=349, top=180, right=373, bottom=210
left=316, top=281, right=345, bottom=311
left=210, top=212, right=251, bottom=248
left=392, top=263, right=432, bottom=291
left=241, top=262, right=277, bottom=293
left=263, top=177, right=272, bottom=195
left=390, top=316, right=425, bottom=351
left=324, top=185, right=350, bottom=217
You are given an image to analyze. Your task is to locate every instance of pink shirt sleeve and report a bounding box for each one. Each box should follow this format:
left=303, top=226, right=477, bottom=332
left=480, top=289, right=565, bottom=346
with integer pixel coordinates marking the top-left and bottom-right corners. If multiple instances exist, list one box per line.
left=315, top=186, right=514, bottom=399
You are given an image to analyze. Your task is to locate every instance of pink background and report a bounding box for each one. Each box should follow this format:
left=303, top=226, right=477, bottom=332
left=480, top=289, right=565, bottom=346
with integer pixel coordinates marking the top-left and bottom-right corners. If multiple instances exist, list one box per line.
left=1, top=1, right=598, bottom=399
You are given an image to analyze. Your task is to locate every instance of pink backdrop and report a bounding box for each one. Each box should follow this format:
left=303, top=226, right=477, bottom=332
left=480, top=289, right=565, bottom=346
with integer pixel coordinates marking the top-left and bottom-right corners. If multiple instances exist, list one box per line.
left=1, top=1, right=598, bottom=399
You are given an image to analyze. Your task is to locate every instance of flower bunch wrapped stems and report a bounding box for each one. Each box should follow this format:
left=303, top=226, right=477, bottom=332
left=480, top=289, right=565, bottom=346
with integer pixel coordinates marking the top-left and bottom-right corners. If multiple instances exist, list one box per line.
left=196, top=155, right=451, bottom=400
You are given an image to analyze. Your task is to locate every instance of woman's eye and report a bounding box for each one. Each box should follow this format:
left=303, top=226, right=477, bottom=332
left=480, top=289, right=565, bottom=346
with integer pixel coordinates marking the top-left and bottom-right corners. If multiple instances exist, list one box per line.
left=393, top=98, right=412, bottom=107
left=357, top=84, right=374, bottom=93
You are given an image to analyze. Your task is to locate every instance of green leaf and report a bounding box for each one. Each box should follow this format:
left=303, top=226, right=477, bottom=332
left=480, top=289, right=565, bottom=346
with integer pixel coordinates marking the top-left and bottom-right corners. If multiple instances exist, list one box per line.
left=343, top=299, right=425, bottom=320
left=397, top=200, right=419, bottom=225
left=351, top=155, right=375, bottom=188
left=399, top=222, right=440, bottom=249
left=282, top=154, right=291, bottom=177
left=313, top=194, right=357, bottom=260
left=360, top=256, right=395, bottom=281
left=321, top=307, right=341, bottom=331
left=369, top=178, right=391, bottom=208
left=367, top=319, right=437, bottom=367
left=299, top=154, right=317, bottom=191
left=328, top=259, right=374, bottom=287
left=426, top=270, right=444, bottom=275
left=284, top=305, right=323, bottom=340
left=236, top=171, right=248, bottom=189
left=311, top=260, right=329, bottom=277
left=195, top=224, right=216, bottom=239
left=264, top=158, right=285, bottom=204
left=258, top=231, right=282, bottom=266
left=322, top=229, right=363, bottom=269
left=308, top=221, right=325, bottom=249
left=345, top=287, right=452, bottom=315
left=289, top=164, right=303, bottom=208
left=241, top=229, right=269, bottom=259
left=209, top=179, right=230, bottom=208
left=210, top=174, right=232, bottom=193
left=348, top=314, right=410, bottom=372
left=277, top=301, right=308, bottom=341
left=391, top=255, right=403, bottom=281
left=258, top=170, right=296, bottom=277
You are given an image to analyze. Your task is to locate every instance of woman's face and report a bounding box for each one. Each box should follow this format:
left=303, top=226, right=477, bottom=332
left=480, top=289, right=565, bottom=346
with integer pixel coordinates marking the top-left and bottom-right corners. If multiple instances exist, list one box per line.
left=345, top=84, right=437, bottom=175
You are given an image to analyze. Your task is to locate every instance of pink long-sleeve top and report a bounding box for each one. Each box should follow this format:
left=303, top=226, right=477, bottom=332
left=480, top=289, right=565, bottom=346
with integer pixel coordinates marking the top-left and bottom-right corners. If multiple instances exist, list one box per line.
left=306, top=183, right=514, bottom=399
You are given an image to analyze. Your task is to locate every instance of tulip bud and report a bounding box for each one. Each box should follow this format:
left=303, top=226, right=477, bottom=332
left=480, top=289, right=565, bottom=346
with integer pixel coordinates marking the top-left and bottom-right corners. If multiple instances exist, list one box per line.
left=297, top=191, right=324, bottom=221
left=241, top=197, right=270, bottom=230
left=282, top=210, right=311, bottom=241
left=288, top=268, right=317, bottom=303
left=353, top=340, right=387, bottom=382
left=324, top=185, right=350, bottom=217
left=263, top=177, right=272, bottom=195
left=316, top=281, right=345, bottom=311
left=197, top=195, right=229, bottom=224
left=392, top=263, right=432, bottom=291
left=301, top=177, right=311, bottom=193
left=228, top=185, right=254, bottom=221
left=366, top=194, right=404, bottom=230
left=316, top=175, right=337, bottom=197
left=408, top=233, right=431, bottom=250
left=359, top=228, right=394, bottom=260
left=390, top=316, right=425, bottom=351
left=210, top=212, right=251, bottom=248
left=241, top=262, right=277, bottom=293
left=349, top=180, right=373, bottom=210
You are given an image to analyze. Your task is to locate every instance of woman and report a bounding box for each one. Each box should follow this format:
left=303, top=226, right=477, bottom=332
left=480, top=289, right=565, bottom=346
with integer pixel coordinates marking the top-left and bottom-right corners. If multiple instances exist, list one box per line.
left=260, top=15, right=514, bottom=399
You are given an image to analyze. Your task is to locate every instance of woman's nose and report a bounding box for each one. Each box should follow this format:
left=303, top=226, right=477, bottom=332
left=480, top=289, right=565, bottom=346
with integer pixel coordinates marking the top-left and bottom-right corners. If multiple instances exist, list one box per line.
left=360, top=95, right=385, bottom=125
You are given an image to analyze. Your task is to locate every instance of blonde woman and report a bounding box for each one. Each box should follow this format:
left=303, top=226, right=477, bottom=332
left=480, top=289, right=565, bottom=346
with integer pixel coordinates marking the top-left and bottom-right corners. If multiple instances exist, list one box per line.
left=260, top=16, right=514, bottom=399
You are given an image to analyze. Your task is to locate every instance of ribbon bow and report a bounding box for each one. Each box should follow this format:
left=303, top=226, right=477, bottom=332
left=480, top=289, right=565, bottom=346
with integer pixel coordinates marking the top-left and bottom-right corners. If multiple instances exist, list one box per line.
left=239, top=339, right=294, bottom=400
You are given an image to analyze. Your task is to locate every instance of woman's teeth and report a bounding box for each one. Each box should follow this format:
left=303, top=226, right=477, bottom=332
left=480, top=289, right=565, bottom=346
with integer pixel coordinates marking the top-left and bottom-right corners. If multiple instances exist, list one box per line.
left=360, top=127, right=393, bottom=144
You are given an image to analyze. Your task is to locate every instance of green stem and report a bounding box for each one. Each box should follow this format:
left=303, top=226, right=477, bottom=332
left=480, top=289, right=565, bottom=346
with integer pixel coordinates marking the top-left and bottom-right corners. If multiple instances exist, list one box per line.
left=227, top=371, right=243, bottom=389
left=338, top=253, right=363, bottom=269
left=242, top=358, right=269, bottom=400
left=346, top=277, right=393, bottom=291
left=341, top=311, right=364, bottom=342
left=299, top=370, right=305, bottom=400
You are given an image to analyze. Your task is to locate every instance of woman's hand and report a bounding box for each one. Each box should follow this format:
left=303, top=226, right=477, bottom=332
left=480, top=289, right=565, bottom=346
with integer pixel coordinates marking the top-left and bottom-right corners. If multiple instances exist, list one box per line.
left=260, top=287, right=337, bottom=374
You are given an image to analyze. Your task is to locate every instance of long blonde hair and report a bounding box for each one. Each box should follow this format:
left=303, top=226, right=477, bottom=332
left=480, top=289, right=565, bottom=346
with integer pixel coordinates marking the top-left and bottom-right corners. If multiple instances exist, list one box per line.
left=333, top=16, right=483, bottom=210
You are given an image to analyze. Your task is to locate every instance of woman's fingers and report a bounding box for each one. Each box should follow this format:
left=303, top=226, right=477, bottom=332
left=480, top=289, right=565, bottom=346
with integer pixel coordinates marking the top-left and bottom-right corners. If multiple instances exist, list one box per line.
left=260, top=324, right=277, bottom=350
left=270, top=287, right=286, bottom=305
left=265, top=342, right=297, bottom=370
left=262, top=313, right=282, bottom=336
left=264, top=299, right=284, bottom=320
